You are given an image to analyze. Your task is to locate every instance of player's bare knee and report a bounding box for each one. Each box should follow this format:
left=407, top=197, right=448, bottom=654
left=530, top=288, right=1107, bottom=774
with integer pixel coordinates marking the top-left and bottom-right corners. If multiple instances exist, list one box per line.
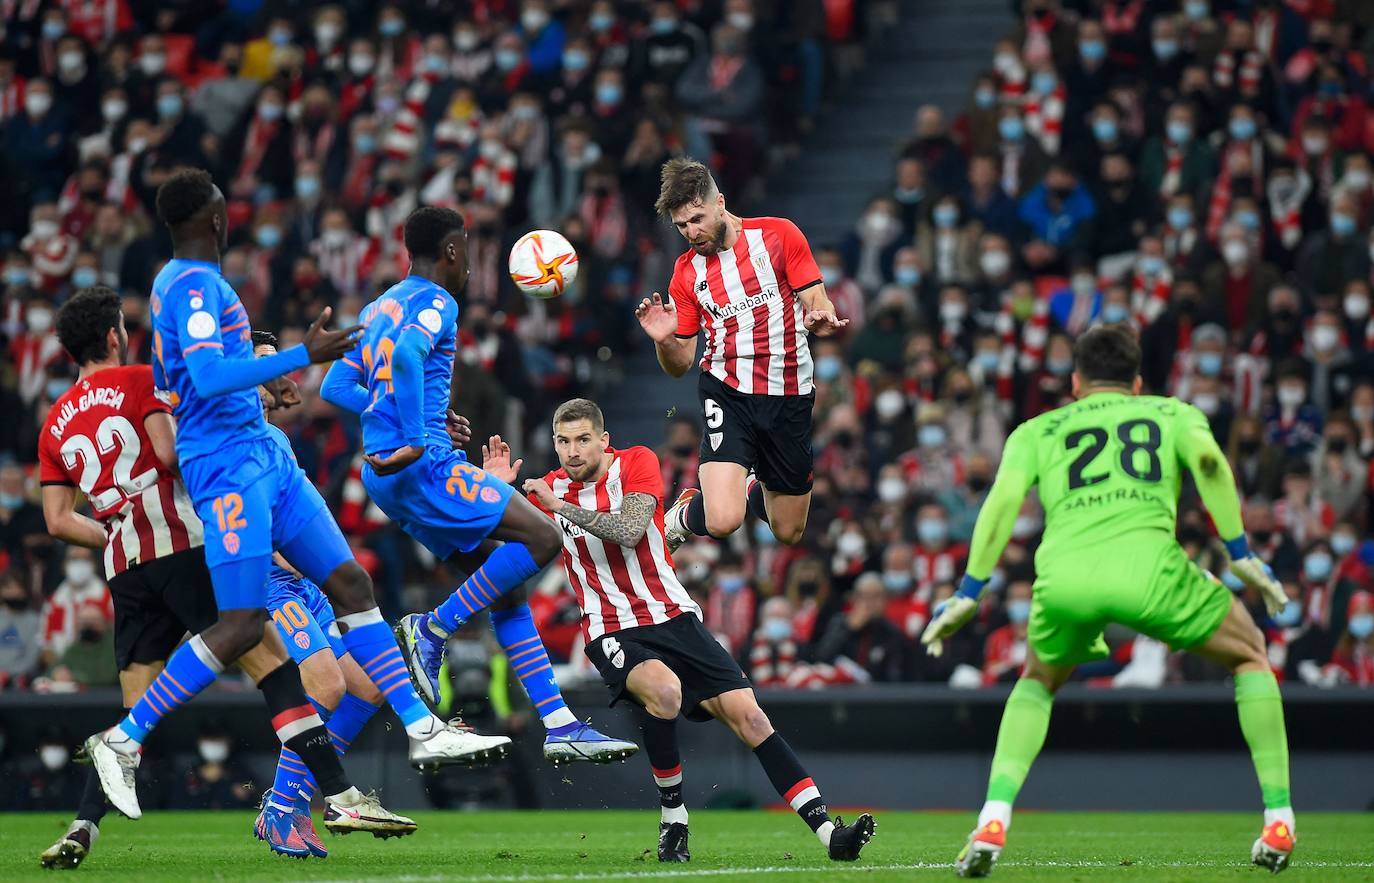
left=303, top=660, right=346, bottom=712
left=705, top=510, right=744, bottom=539
left=731, top=702, right=774, bottom=746
left=772, top=521, right=806, bottom=546
left=640, top=672, right=682, bottom=719
left=323, top=562, right=376, bottom=615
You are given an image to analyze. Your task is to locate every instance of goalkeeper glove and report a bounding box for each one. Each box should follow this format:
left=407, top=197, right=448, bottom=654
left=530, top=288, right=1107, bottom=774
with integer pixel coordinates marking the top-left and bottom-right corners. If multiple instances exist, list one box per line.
left=920, top=574, right=984, bottom=657
left=1224, top=535, right=1287, bottom=616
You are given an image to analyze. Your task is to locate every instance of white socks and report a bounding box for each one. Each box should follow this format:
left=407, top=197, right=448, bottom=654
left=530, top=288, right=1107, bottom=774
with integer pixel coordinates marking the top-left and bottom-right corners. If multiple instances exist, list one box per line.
left=978, top=800, right=1012, bottom=831
left=661, top=804, right=689, bottom=826
left=104, top=727, right=140, bottom=757
left=543, top=707, right=577, bottom=729
left=815, top=820, right=835, bottom=847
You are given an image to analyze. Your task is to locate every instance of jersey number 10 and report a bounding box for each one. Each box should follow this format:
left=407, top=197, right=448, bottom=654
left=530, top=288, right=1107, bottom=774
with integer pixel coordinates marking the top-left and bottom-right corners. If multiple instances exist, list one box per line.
left=1065, top=418, right=1162, bottom=490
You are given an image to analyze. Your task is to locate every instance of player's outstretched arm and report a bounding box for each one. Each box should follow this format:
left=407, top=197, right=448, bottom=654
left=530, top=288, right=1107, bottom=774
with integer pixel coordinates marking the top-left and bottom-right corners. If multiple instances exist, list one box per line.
left=480, top=434, right=524, bottom=484
left=798, top=283, right=848, bottom=338
left=320, top=358, right=370, bottom=415
left=636, top=292, right=695, bottom=377
left=41, top=485, right=108, bottom=550
left=522, top=479, right=656, bottom=548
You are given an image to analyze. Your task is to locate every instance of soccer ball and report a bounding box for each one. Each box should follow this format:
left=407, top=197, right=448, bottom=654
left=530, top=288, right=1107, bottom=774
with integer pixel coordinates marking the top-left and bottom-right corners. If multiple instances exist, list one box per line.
left=508, top=229, right=579, bottom=298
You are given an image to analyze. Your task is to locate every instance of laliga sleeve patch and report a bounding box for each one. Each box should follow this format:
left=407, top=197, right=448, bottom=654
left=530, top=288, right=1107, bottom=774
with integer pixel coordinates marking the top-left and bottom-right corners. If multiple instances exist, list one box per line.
left=186, top=310, right=216, bottom=340
left=418, top=308, right=443, bottom=334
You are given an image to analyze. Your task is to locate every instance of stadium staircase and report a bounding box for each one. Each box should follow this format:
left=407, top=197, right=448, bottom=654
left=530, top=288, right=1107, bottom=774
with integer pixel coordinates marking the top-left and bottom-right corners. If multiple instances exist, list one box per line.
left=601, top=0, right=1010, bottom=448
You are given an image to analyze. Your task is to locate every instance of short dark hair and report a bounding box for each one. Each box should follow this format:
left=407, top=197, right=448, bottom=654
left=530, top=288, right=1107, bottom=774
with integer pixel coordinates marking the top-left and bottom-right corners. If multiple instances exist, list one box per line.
left=655, top=157, right=717, bottom=217
left=251, top=330, right=277, bottom=349
left=155, top=168, right=216, bottom=227
left=403, top=206, right=465, bottom=261
left=1073, top=324, right=1141, bottom=386
left=552, top=398, right=604, bottom=434
left=56, top=285, right=122, bottom=366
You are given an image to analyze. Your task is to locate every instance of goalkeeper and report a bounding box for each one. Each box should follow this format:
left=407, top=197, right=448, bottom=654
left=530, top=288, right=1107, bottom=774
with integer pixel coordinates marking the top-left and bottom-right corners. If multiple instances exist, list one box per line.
left=922, top=324, right=1295, bottom=878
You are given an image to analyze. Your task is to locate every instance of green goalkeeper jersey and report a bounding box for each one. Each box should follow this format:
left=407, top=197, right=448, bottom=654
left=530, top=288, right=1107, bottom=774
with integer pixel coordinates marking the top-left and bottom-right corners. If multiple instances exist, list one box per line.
left=965, top=390, right=1246, bottom=581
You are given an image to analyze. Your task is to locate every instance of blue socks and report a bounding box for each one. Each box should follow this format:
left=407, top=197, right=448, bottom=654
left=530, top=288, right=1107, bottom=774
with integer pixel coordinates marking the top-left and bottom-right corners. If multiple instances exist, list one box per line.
left=117, top=634, right=223, bottom=747
left=337, top=607, right=433, bottom=729
left=429, top=543, right=541, bottom=635
left=491, top=605, right=575, bottom=730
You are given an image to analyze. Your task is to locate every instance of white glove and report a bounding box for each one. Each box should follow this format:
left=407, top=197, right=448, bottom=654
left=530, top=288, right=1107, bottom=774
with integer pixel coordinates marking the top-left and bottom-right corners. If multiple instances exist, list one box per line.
left=920, top=595, right=979, bottom=657
left=1229, top=555, right=1287, bottom=616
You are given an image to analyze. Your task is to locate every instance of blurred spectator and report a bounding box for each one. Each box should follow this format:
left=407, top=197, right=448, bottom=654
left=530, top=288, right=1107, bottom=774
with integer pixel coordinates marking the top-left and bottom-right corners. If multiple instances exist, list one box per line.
left=0, top=462, right=46, bottom=570
left=0, top=570, right=40, bottom=689
left=5, top=729, right=81, bottom=811
left=813, top=573, right=907, bottom=683
left=982, top=580, right=1032, bottom=685
left=1323, top=591, right=1374, bottom=686
left=171, top=723, right=259, bottom=810
left=676, top=24, right=764, bottom=197
left=48, top=605, right=117, bottom=688
left=39, top=546, right=112, bottom=667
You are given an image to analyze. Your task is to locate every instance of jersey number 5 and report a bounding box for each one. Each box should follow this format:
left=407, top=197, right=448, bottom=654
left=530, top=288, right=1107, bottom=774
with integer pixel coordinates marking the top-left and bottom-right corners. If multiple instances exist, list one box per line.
left=1065, top=419, right=1162, bottom=489
left=60, top=416, right=161, bottom=512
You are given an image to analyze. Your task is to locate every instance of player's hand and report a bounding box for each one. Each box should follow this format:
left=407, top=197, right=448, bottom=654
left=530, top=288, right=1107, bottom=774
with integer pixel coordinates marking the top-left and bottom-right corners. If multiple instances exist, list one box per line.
left=635, top=292, right=678, bottom=344
left=1229, top=555, right=1287, bottom=616
left=445, top=410, right=472, bottom=449
left=920, top=595, right=979, bottom=658
left=303, top=307, right=364, bottom=365
left=481, top=434, right=524, bottom=484
left=522, top=478, right=561, bottom=512
left=803, top=309, right=849, bottom=337
left=365, top=444, right=425, bottom=476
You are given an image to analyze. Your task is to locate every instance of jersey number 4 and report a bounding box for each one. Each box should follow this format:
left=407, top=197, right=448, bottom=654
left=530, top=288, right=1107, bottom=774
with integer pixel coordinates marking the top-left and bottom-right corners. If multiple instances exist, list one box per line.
left=60, top=416, right=161, bottom=511
left=1065, top=419, right=1162, bottom=490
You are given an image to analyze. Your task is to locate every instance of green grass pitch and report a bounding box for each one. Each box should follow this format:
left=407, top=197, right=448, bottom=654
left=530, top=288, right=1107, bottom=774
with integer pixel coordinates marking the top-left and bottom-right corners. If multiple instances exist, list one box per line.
left=2, top=810, right=1370, bottom=881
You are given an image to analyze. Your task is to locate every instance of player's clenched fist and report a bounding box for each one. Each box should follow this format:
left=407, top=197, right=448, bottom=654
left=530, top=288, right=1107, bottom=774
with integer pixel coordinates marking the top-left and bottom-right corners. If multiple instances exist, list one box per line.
left=635, top=292, right=677, bottom=343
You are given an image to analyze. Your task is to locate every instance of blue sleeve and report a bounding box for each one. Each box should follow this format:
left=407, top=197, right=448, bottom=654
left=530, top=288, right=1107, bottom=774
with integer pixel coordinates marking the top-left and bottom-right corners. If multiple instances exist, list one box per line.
left=321, top=357, right=370, bottom=415
left=168, top=278, right=309, bottom=397
left=391, top=327, right=430, bottom=447
left=526, top=20, right=566, bottom=74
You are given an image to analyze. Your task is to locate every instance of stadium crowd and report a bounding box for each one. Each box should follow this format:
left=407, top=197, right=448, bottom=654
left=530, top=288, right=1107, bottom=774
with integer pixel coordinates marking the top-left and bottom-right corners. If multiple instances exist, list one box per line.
left=2, top=0, right=1374, bottom=704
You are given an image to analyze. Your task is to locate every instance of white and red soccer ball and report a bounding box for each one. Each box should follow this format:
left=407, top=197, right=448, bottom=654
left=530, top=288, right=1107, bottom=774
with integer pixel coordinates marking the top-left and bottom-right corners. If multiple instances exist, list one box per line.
left=508, top=229, right=579, bottom=298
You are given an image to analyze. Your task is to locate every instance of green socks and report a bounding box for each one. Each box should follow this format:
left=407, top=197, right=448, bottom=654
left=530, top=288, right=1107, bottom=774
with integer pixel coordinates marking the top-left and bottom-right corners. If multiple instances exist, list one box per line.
left=1235, top=670, right=1291, bottom=810
left=986, top=678, right=1055, bottom=805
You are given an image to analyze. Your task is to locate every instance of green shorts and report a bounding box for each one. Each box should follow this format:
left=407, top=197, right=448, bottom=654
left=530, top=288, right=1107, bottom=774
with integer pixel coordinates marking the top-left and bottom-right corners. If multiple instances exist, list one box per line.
left=1029, top=535, right=1235, bottom=668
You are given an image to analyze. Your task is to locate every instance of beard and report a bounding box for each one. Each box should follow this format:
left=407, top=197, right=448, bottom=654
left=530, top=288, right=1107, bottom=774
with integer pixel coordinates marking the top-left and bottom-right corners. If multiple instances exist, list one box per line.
left=691, top=217, right=730, bottom=255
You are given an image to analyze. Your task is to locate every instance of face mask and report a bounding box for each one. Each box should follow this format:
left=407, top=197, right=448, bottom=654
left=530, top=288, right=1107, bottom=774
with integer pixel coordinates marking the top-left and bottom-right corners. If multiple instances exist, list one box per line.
left=1353, top=405, right=1374, bottom=423
left=316, top=22, right=342, bottom=46
left=25, top=92, right=52, bottom=116
left=1234, top=210, right=1260, bottom=231
left=862, top=212, right=896, bottom=239
left=1303, top=552, right=1333, bottom=582
left=32, top=218, right=60, bottom=240
left=1303, top=134, right=1329, bottom=156
left=1192, top=393, right=1219, bottom=415
left=1229, top=117, right=1256, bottom=141
left=102, top=98, right=127, bottom=122
left=1092, top=118, right=1118, bottom=144
left=1153, top=39, right=1179, bottom=61
left=1272, top=600, right=1302, bottom=628
left=2, top=595, right=26, bottom=610
left=1332, top=533, right=1357, bottom=556
left=1071, top=274, right=1095, bottom=297
left=968, top=474, right=992, bottom=493
left=72, top=267, right=98, bottom=289
left=28, top=308, right=54, bottom=333
left=322, top=228, right=350, bottom=249
left=1102, top=303, right=1129, bottom=324
left=1221, top=241, right=1249, bottom=266
left=1311, top=325, right=1339, bottom=353
left=1046, top=358, right=1073, bottom=376
left=918, top=425, right=947, bottom=448
left=882, top=571, right=912, bottom=593
left=815, top=355, right=842, bottom=382
left=1277, top=385, right=1305, bottom=408
left=42, top=19, right=66, bottom=40
left=379, top=18, right=405, bottom=37
left=269, top=27, right=292, bottom=47
left=981, top=251, right=1011, bottom=277
left=198, top=740, right=230, bottom=764
left=652, top=18, right=678, bottom=35
left=1139, top=255, right=1166, bottom=277
left=895, top=266, right=921, bottom=287
left=877, top=478, right=906, bottom=504
left=354, top=133, right=378, bottom=154
left=727, top=12, right=754, bottom=30
left=917, top=519, right=949, bottom=545
left=1032, top=72, right=1057, bottom=95
left=933, top=204, right=959, bottom=228
left=589, top=12, right=615, bottom=32
left=376, top=95, right=400, bottom=116
left=47, top=378, right=70, bottom=400
left=1344, top=169, right=1371, bottom=191
left=495, top=49, right=522, bottom=71
left=348, top=54, right=374, bottom=77
left=875, top=389, right=905, bottom=420
left=1350, top=614, right=1374, bottom=640
left=1197, top=351, right=1223, bottom=377
left=65, top=560, right=96, bottom=584
left=140, top=53, right=166, bottom=76
left=837, top=532, right=866, bottom=559
left=941, top=300, right=969, bottom=323
left=752, top=520, right=776, bottom=546
left=255, top=225, right=282, bottom=249
left=1331, top=213, right=1357, bottom=238
left=976, top=351, right=1000, bottom=373
left=1007, top=598, right=1032, bottom=624
left=0, top=492, right=22, bottom=510
left=974, top=88, right=996, bottom=109
left=563, top=49, right=589, bottom=71
left=40, top=745, right=69, bottom=771
left=522, top=9, right=550, bottom=31
left=595, top=83, right=623, bottom=106
left=763, top=618, right=791, bottom=642
left=58, top=50, right=84, bottom=74
left=1168, top=206, right=1193, bottom=229
left=79, top=626, right=104, bottom=643
left=257, top=102, right=283, bottom=122
left=296, top=176, right=321, bottom=200
left=1013, top=515, right=1040, bottom=540
left=1185, top=0, right=1209, bottom=19
left=998, top=116, right=1025, bottom=141
left=718, top=574, right=746, bottom=594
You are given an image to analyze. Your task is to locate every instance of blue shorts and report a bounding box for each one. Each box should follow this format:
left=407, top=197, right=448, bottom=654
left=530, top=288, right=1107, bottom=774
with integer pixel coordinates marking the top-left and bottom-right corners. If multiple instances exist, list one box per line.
left=181, top=437, right=353, bottom=608
left=363, top=447, right=514, bottom=559
left=267, top=570, right=345, bottom=664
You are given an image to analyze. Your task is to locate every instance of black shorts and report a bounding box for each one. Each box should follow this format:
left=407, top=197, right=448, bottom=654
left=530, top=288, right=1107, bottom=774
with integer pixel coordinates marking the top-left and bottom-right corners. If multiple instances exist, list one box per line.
left=584, top=614, right=751, bottom=722
left=109, top=547, right=219, bottom=671
left=696, top=371, right=815, bottom=495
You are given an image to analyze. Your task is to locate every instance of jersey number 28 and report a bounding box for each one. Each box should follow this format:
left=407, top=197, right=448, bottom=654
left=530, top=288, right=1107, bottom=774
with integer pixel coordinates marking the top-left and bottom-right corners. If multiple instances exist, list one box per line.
left=1065, top=419, right=1162, bottom=490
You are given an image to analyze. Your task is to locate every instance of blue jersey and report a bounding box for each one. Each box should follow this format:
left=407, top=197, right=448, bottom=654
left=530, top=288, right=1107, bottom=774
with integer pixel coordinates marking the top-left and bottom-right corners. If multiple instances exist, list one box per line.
left=346, top=275, right=459, bottom=455
left=150, top=259, right=272, bottom=464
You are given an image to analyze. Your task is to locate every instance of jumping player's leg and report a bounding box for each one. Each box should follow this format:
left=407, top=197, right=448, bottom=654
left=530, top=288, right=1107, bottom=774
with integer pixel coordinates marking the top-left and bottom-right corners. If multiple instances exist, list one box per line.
left=698, top=688, right=873, bottom=859
left=759, top=488, right=812, bottom=547
left=1191, top=597, right=1295, bottom=870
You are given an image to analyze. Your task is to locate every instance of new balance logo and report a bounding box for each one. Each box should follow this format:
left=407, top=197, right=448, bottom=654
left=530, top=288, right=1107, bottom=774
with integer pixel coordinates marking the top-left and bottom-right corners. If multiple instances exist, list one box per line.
left=696, top=280, right=709, bottom=292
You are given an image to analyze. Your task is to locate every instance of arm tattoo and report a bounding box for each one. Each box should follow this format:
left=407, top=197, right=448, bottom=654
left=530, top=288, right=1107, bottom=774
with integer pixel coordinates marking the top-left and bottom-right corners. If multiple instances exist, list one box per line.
left=558, top=492, right=657, bottom=548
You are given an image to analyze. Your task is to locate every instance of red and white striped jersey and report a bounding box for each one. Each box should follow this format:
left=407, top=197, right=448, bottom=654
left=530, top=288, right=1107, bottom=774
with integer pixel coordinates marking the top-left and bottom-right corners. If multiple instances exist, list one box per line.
left=38, top=365, right=204, bottom=579
left=668, top=216, right=822, bottom=396
left=531, top=446, right=700, bottom=640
